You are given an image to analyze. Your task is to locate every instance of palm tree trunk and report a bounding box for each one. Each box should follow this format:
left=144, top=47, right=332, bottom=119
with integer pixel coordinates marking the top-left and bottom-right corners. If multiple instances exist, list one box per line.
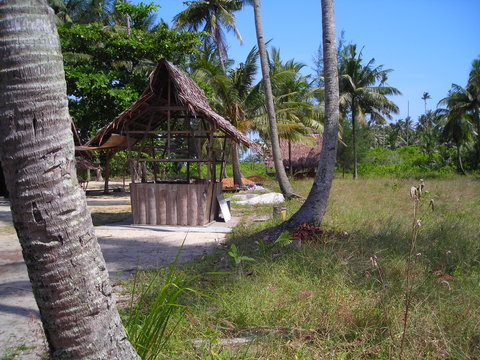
left=287, top=0, right=339, bottom=226
left=252, top=0, right=296, bottom=198
left=476, top=112, right=480, bottom=169
left=0, top=2, right=140, bottom=358
left=457, top=145, right=466, bottom=175
left=352, top=100, right=358, bottom=179
left=231, top=141, right=244, bottom=186
left=103, top=151, right=114, bottom=194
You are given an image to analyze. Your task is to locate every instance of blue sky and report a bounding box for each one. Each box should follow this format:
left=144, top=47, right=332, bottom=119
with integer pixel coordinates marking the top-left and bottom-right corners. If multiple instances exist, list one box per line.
left=150, top=0, right=479, bottom=124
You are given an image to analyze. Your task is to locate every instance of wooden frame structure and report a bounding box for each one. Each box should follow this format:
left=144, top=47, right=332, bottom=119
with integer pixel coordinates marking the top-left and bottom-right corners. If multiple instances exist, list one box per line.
left=80, top=59, right=257, bottom=226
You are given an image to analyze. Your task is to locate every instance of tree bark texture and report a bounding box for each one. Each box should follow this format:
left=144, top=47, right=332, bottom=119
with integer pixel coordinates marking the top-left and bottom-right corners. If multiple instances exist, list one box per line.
left=252, top=0, right=296, bottom=198
left=476, top=112, right=480, bottom=169
left=287, top=0, right=339, bottom=227
left=457, top=146, right=466, bottom=175
left=0, top=1, right=140, bottom=358
left=103, top=151, right=114, bottom=194
left=231, top=141, right=244, bottom=186
left=352, top=99, right=358, bottom=179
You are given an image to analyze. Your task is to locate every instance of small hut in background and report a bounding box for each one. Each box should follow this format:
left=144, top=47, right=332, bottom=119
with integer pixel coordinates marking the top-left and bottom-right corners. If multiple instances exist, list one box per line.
left=79, top=59, right=256, bottom=226
left=267, top=136, right=323, bottom=176
left=75, top=159, right=102, bottom=190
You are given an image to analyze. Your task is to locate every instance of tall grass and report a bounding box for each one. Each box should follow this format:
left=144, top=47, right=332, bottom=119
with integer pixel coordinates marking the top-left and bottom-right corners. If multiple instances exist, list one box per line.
left=125, top=176, right=480, bottom=359
left=124, top=245, right=200, bottom=360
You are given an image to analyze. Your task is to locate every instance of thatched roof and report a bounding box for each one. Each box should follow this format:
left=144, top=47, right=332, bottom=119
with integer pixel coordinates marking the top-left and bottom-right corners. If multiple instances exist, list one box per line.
left=267, top=135, right=323, bottom=172
left=82, top=59, right=257, bottom=151
left=76, top=159, right=101, bottom=171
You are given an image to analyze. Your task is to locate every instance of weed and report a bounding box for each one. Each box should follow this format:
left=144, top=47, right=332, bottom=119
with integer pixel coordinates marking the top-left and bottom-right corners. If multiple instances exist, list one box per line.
left=124, top=176, right=480, bottom=359
left=227, top=244, right=255, bottom=277
left=124, top=242, right=202, bottom=360
left=0, top=344, right=34, bottom=360
left=399, top=181, right=423, bottom=358
left=255, top=231, right=292, bottom=260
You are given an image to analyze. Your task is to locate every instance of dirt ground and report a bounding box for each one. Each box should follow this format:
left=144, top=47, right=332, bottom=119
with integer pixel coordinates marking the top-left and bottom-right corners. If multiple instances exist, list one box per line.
left=0, top=182, right=235, bottom=359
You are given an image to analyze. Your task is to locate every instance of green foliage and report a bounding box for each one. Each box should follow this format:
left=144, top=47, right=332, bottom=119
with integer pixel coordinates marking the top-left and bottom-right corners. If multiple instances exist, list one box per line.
left=124, top=177, right=480, bottom=359
left=125, top=252, right=200, bottom=360
left=58, top=3, right=202, bottom=141
left=1, top=344, right=35, bottom=360
left=227, top=244, right=255, bottom=266
left=114, top=2, right=159, bottom=30
left=215, top=178, right=479, bottom=357
left=356, top=146, right=455, bottom=178
left=251, top=47, right=323, bottom=143
left=256, top=231, right=292, bottom=260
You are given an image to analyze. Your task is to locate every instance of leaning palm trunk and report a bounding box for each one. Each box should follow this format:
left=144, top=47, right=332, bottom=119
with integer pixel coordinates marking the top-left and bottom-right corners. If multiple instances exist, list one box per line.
left=286, top=0, right=340, bottom=226
left=352, top=101, right=358, bottom=179
left=0, top=1, right=140, bottom=358
left=457, top=145, right=466, bottom=175
left=476, top=113, right=480, bottom=169
left=252, top=0, right=296, bottom=198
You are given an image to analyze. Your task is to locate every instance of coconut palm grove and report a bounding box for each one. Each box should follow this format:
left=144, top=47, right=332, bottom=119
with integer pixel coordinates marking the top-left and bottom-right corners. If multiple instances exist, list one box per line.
left=0, top=0, right=479, bottom=359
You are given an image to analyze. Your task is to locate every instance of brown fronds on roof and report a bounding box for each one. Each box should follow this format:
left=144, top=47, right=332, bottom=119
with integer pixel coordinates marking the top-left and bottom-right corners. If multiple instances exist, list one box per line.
left=267, top=135, right=323, bottom=174
left=76, top=159, right=101, bottom=171
left=84, top=59, right=257, bottom=151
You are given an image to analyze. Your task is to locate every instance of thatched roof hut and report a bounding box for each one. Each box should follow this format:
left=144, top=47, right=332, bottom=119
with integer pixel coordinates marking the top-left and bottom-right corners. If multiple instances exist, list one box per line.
left=75, top=159, right=101, bottom=171
left=78, top=59, right=257, bottom=226
left=81, top=59, right=256, bottom=151
left=267, top=135, right=323, bottom=175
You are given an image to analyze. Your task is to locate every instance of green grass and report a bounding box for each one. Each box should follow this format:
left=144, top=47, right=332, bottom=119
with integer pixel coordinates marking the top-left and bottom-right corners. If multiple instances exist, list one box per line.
left=123, top=176, right=480, bottom=359
left=0, top=344, right=34, bottom=360
left=0, top=225, right=16, bottom=235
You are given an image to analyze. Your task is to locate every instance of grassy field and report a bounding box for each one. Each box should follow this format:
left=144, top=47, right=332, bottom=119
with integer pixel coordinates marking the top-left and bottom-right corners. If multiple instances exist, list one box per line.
left=123, top=176, right=480, bottom=359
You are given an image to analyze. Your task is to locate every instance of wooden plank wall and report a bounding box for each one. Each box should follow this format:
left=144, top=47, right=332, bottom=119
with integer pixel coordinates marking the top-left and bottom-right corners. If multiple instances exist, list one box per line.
left=130, top=183, right=214, bottom=226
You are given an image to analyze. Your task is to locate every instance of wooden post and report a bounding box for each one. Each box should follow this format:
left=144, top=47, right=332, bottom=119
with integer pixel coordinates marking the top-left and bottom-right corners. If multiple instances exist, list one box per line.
left=187, top=185, right=198, bottom=226
left=151, top=136, right=158, bottom=183
left=219, top=136, right=227, bottom=181
left=207, top=124, right=214, bottom=182
left=156, top=186, right=167, bottom=225
left=176, top=185, right=188, bottom=225
left=167, top=79, right=171, bottom=160
left=288, top=140, right=292, bottom=177
left=130, top=184, right=138, bottom=223
left=197, top=184, right=207, bottom=225
left=166, top=184, right=177, bottom=225
left=137, top=184, right=147, bottom=224
left=126, top=128, right=135, bottom=184
left=146, top=185, right=156, bottom=224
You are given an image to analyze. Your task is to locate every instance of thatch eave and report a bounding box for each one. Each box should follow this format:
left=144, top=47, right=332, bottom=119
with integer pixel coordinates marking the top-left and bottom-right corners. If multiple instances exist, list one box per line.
left=84, top=59, right=258, bottom=152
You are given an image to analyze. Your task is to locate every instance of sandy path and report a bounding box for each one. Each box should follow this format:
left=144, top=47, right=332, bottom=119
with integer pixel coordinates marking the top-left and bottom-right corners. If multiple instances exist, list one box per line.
left=0, top=195, right=230, bottom=359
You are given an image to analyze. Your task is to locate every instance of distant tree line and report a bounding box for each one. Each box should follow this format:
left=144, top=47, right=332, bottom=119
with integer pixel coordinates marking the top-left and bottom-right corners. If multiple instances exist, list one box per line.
left=48, top=0, right=479, bottom=183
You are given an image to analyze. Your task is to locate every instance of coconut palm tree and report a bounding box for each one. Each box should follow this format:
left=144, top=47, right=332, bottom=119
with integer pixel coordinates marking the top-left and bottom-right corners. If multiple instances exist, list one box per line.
left=467, top=58, right=480, bottom=104
left=339, top=45, right=401, bottom=179
left=422, top=91, right=431, bottom=114
left=0, top=1, right=139, bottom=358
left=48, top=0, right=113, bottom=24
left=258, top=48, right=323, bottom=142
left=438, top=73, right=480, bottom=172
left=249, top=47, right=324, bottom=177
left=466, top=58, right=480, bottom=166
left=173, top=0, right=245, bottom=70
left=286, top=0, right=340, bottom=226
left=416, top=110, right=441, bottom=160
left=439, top=84, right=479, bottom=168
left=437, top=107, right=473, bottom=175
left=192, top=45, right=259, bottom=186
left=251, top=0, right=297, bottom=197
